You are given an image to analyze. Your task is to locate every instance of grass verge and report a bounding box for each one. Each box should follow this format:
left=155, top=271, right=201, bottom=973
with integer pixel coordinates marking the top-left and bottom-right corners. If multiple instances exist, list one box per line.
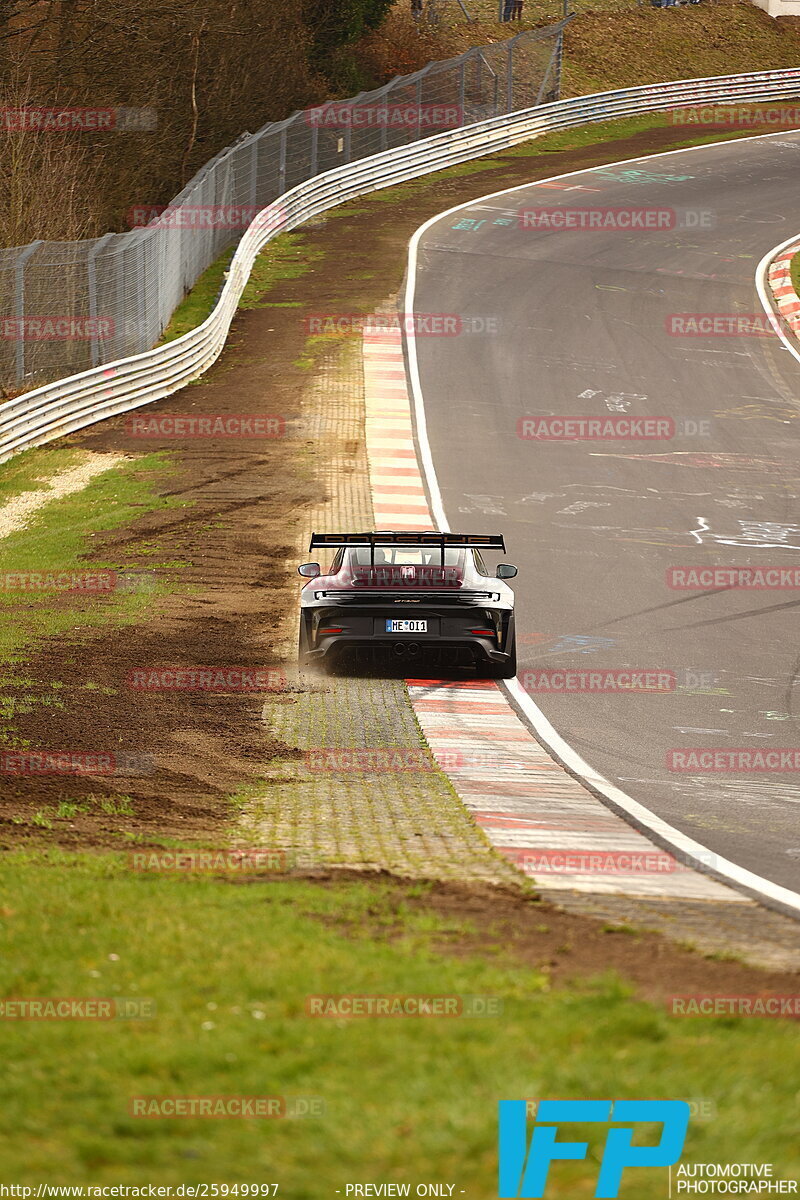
left=791, top=250, right=800, bottom=298
left=159, top=233, right=324, bottom=344
left=0, top=451, right=181, bottom=663
left=0, top=853, right=797, bottom=1188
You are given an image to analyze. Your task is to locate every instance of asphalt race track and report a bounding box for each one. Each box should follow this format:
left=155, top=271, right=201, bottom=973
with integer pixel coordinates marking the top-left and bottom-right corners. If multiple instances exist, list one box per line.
left=407, top=131, right=800, bottom=899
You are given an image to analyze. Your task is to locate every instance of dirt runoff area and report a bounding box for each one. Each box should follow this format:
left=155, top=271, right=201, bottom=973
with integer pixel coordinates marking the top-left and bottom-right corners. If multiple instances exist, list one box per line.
left=2, top=119, right=799, bottom=855
left=299, top=872, right=800, bottom=1003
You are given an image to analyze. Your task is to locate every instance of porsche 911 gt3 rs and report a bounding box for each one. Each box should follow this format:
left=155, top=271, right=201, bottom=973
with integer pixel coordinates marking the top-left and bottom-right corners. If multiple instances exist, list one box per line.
left=297, top=531, right=517, bottom=677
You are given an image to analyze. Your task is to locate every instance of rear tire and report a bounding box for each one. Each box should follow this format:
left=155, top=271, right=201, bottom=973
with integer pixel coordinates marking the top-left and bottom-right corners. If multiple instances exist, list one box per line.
left=488, top=630, right=516, bottom=680
left=298, top=620, right=310, bottom=667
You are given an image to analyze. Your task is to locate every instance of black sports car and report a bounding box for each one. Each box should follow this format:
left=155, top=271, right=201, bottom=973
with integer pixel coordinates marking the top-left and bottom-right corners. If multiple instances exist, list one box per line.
left=297, top=531, right=517, bottom=677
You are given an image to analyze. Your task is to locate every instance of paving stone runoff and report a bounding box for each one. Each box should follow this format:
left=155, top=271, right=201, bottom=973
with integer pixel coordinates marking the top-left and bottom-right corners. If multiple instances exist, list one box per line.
left=238, top=336, right=520, bottom=885
left=238, top=301, right=800, bottom=970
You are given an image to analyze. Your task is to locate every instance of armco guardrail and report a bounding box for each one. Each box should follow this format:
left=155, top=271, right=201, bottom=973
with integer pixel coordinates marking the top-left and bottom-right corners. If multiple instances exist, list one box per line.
left=1, top=69, right=799, bottom=464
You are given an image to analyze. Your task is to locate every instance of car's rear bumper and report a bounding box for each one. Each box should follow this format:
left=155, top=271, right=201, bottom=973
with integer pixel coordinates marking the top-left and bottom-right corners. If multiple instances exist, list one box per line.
left=299, top=601, right=514, bottom=671
left=303, top=633, right=510, bottom=668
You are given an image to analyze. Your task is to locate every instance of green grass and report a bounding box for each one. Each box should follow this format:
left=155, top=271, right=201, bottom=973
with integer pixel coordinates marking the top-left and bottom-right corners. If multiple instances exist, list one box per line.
left=0, top=852, right=796, bottom=1189
left=0, top=446, right=87, bottom=508
left=239, top=233, right=324, bottom=310
left=496, top=109, right=787, bottom=160
left=0, top=449, right=181, bottom=664
left=157, top=250, right=235, bottom=344
left=791, top=250, right=800, bottom=299
left=158, top=232, right=324, bottom=343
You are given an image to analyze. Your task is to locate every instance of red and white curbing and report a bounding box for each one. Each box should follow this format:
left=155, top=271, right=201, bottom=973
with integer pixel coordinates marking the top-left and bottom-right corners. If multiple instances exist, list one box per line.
left=768, top=243, right=800, bottom=336
left=363, top=321, right=431, bottom=530
left=361, top=317, right=744, bottom=902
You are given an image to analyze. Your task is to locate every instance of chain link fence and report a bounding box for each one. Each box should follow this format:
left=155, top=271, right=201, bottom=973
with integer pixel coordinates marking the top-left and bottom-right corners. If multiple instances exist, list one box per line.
left=428, top=0, right=713, bottom=27
left=0, top=21, right=567, bottom=392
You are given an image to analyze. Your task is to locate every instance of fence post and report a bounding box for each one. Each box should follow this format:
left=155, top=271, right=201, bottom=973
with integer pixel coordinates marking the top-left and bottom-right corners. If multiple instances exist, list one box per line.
left=375, top=82, right=392, bottom=153
left=278, top=127, right=287, bottom=194
left=555, top=29, right=565, bottom=99
left=476, top=51, right=498, bottom=118
left=310, top=122, right=319, bottom=176
left=137, top=230, right=149, bottom=355
left=506, top=41, right=514, bottom=112
left=415, top=75, right=425, bottom=139
left=115, top=234, right=127, bottom=353
left=250, top=136, right=259, bottom=210
left=459, top=60, right=467, bottom=123
left=87, top=232, right=114, bottom=368
left=13, top=241, right=42, bottom=385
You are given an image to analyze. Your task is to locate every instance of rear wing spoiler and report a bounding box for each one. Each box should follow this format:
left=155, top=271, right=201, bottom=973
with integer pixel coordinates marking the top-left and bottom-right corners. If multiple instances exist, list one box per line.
left=309, top=531, right=506, bottom=552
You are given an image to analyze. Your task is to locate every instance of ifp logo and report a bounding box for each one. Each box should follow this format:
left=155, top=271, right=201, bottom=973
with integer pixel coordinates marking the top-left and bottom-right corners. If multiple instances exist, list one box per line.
left=498, top=1100, right=690, bottom=1198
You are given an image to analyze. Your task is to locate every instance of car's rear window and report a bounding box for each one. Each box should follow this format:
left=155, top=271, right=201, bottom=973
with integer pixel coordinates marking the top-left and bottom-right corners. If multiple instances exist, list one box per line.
left=346, top=547, right=466, bottom=568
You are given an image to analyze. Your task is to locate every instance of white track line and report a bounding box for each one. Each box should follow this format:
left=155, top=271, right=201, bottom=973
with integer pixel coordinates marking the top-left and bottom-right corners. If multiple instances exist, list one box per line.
left=404, top=131, right=800, bottom=917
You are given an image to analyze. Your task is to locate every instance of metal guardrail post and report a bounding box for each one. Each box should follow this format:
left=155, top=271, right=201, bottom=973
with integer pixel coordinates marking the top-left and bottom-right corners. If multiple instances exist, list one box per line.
left=13, top=241, right=42, bottom=384
left=87, top=233, right=115, bottom=368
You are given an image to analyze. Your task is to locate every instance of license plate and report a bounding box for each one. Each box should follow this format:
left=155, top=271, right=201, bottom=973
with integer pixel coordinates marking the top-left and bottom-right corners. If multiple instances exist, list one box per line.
left=386, top=619, right=427, bottom=633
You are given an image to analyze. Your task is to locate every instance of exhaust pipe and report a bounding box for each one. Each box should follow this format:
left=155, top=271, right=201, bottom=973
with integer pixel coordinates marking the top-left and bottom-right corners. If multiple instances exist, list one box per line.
left=406, top=642, right=420, bottom=657
left=392, top=642, right=407, bottom=658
